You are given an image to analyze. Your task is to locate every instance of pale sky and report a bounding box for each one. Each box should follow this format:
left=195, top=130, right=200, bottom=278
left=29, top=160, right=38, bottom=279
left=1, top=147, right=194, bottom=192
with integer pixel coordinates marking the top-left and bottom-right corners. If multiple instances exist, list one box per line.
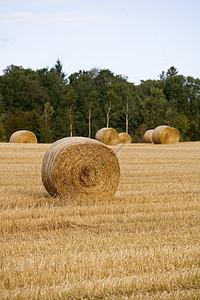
left=0, top=0, right=200, bottom=84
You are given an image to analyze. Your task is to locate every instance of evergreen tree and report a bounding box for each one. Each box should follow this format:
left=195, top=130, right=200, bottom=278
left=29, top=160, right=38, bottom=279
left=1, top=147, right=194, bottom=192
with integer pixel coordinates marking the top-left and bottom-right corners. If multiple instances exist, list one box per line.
left=52, top=59, right=66, bottom=80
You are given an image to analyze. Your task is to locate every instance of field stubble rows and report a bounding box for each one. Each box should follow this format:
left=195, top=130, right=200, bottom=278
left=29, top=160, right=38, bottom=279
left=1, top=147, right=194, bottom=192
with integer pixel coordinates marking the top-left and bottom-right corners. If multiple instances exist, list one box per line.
left=0, top=142, right=200, bottom=299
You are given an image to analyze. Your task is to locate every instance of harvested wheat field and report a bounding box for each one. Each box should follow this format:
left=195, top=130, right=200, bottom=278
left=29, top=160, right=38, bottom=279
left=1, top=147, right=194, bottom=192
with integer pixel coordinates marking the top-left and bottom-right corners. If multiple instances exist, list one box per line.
left=0, top=141, right=200, bottom=299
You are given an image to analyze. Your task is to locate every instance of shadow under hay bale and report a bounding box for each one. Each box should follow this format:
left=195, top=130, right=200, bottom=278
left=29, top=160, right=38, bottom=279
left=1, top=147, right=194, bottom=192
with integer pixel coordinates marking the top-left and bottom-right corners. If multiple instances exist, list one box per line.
left=95, top=127, right=119, bottom=145
left=119, top=133, right=132, bottom=144
left=9, top=130, right=37, bottom=143
left=144, top=129, right=154, bottom=143
left=41, top=137, right=120, bottom=201
left=152, top=125, right=180, bottom=144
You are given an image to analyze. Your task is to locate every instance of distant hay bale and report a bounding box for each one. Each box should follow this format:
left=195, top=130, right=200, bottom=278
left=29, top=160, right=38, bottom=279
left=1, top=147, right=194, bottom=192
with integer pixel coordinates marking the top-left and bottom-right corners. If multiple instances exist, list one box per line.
left=9, top=130, right=37, bottom=143
left=119, top=133, right=132, bottom=144
left=152, top=126, right=180, bottom=144
left=95, top=128, right=119, bottom=145
left=41, top=137, right=120, bottom=201
left=144, top=129, right=154, bottom=143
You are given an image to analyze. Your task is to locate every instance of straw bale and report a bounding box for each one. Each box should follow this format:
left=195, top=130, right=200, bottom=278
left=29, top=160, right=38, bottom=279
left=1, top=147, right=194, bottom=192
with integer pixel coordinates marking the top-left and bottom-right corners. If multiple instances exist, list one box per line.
left=9, top=130, right=37, bottom=143
left=118, top=133, right=132, bottom=144
left=41, top=137, right=120, bottom=200
left=144, top=129, right=154, bottom=143
left=152, top=125, right=180, bottom=144
left=95, top=127, right=119, bottom=145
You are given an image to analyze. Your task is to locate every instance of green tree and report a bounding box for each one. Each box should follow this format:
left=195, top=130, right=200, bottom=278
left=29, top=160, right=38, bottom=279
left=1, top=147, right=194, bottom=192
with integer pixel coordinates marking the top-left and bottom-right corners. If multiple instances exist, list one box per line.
left=29, top=109, right=43, bottom=142
left=4, top=110, right=40, bottom=141
left=186, top=77, right=200, bottom=117
left=174, top=113, right=190, bottom=141
left=137, top=79, right=162, bottom=101
left=134, top=123, right=147, bottom=143
left=164, top=73, right=189, bottom=114
left=0, top=94, right=6, bottom=141
left=166, top=66, right=178, bottom=77
left=92, top=69, right=116, bottom=88
left=3, top=64, right=23, bottom=75
left=142, top=87, right=168, bottom=128
left=103, top=90, right=121, bottom=128
left=121, top=83, right=142, bottom=134
left=0, top=66, right=49, bottom=114
left=189, top=119, right=200, bottom=141
left=52, top=59, right=66, bottom=80
left=37, top=66, right=65, bottom=110
left=55, top=86, right=78, bottom=138
left=41, top=102, right=54, bottom=142
left=0, top=117, right=6, bottom=141
left=84, top=90, right=102, bottom=138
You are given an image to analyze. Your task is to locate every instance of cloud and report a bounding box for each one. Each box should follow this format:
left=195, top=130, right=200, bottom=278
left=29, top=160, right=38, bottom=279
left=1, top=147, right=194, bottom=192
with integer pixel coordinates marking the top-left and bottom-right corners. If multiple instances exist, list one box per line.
left=34, top=0, right=100, bottom=4
left=0, top=0, right=22, bottom=4
left=36, top=0, right=77, bottom=2
left=0, top=37, right=11, bottom=43
left=0, top=11, right=125, bottom=26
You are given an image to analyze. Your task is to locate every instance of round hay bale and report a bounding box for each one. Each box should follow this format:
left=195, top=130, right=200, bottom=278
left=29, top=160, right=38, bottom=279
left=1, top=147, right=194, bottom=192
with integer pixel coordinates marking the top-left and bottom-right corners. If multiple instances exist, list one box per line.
left=95, top=128, right=119, bottom=145
left=9, top=130, right=37, bottom=143
left=144, top=129, right=154, bottom=143
left=118, top=133, right=132, bottom=144
left=41, top=137, right=120, bottom=200
left=152, top=126, right=180, bottom=144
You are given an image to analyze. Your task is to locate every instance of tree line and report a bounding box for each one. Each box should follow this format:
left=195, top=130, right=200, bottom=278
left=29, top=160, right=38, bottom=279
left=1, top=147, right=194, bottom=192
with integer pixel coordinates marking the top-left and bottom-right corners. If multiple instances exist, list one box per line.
left=0, top=60, right=200, bottom=143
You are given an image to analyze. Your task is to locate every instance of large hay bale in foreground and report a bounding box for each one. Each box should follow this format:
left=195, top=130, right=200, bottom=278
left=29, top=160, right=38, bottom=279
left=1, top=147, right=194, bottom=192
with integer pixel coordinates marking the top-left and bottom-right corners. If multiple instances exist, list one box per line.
left=41, top=137, right=120, bottom=200
left=9, top=130, right=37, bottom=143
left=152, top=126, right=180, bottom=144
left=119, top=133, right=132, bottom=144
left=144, top=129, right=154, bottom=143
left=95, top=128, right=119, bottom=145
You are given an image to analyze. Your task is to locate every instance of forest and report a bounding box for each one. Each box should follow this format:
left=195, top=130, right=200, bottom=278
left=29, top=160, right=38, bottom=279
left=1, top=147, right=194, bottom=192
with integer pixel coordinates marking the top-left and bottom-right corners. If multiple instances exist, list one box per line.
left=0, top=60, right=200, bottom=143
